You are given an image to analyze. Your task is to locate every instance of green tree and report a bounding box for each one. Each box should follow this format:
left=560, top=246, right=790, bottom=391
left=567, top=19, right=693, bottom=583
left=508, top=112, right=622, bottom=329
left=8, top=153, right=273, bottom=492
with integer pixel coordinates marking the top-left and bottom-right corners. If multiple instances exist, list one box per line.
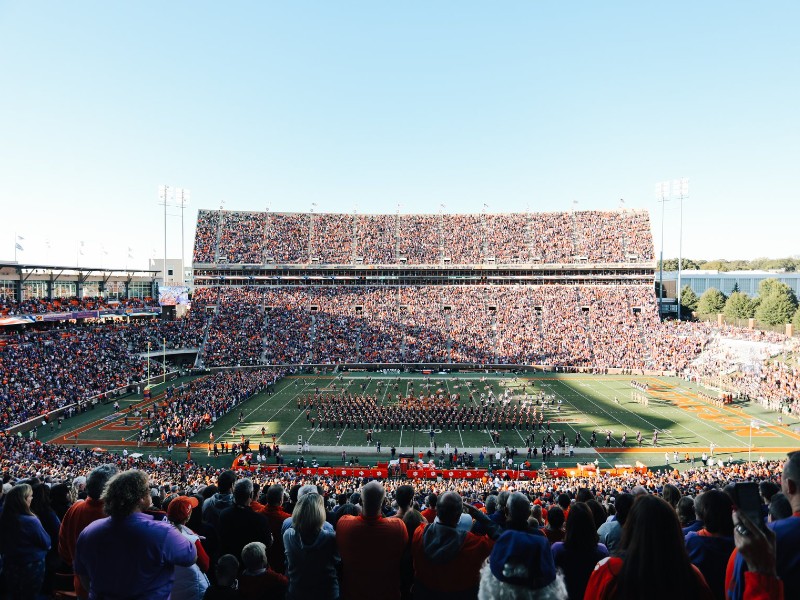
left=793, top=306, right=800, bottom=330
left=697, top=288, right=727, bottom=317
left=723, top=292, right=755, bottom=320
left=757, top=278, right=798, bottom=306
left=700, top=260, right=726, bottom=271
left=658, top=258, right=679, bottom=271
left=680, top=285, right=699, bottom=319
left=756, top=292, right=796, bottom=325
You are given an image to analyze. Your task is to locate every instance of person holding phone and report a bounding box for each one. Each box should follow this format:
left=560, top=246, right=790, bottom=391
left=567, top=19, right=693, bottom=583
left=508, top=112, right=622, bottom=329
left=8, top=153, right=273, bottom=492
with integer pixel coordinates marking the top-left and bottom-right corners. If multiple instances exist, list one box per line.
left=726, top=451, right=800, bottom=600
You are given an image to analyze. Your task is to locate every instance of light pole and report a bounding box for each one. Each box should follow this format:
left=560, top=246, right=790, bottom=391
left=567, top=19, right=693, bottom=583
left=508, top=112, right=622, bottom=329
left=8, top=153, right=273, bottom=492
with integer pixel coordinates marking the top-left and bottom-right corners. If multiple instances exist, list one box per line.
left=672, top=179, right=689, bottom=320
left=158, top=185, right=191, bottom=288
left=176, top=189, right=191, bottom=288
left=159, top=185, right=169, bottom=287
left=654, top=182, right=671, bottom=319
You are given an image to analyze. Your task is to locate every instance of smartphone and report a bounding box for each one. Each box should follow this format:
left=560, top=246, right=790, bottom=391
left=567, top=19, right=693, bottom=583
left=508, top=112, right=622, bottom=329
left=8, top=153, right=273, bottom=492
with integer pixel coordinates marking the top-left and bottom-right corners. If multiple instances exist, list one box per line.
left=731, top=482, right=765, bottom=531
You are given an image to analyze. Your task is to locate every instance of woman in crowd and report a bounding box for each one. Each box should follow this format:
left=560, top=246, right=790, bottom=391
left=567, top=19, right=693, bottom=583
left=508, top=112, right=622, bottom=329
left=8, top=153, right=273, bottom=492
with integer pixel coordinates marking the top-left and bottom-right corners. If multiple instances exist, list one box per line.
left=551, top=502, right=609, bottom=599
left=166, top=495, right=211, bottom=600
left=30, top=481, right=62, bottom=596
left=0, top=483, right=52, bottom=600
left=283, top=492, right=340, bottom=600
left=584, top=495, right=713, bottom=600
left=48, top=482, right=74, bottom=521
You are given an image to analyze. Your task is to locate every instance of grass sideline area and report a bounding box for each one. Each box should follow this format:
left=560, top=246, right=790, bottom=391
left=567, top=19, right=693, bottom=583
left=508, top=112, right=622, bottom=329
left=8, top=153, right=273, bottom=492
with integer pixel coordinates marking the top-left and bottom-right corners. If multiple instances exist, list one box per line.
left=39, top=371, right=800, bottom=471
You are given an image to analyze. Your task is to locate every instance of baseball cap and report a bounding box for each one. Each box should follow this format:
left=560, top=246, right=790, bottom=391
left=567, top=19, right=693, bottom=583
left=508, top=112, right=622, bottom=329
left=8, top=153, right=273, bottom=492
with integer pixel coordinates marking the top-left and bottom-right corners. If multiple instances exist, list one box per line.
left=489, top=530, right=556, bottom=590
left=167, top=496, right=199, bottom=523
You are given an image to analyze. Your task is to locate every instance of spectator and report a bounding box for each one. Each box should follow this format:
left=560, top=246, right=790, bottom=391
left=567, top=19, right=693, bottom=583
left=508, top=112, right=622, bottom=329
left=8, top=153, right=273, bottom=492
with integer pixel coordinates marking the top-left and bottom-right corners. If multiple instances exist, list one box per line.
left=662, top=483, right=682, bottom=509
left=585, top=495, right=713, bottom=600
left=478, top=530, right=568, bottom=600
left=726, top=451, right=800, bottom=600
left=259, top=484, right=291, bottom=574
left=237, top=541, right=287, bottom=600
left=336, top=481, right=408, bottom=600
left=768, top=492, right=792, bottom=523
left=505, top=491, right=541, bottom=535
left=678, top=495, right=703, bottom=535
left=0, top=483, right=51, bottom=599
left=421, top=493, right=437, bottom=523
left=283, top=492, right=339, bottom=600
left=551, top=502, right=609, bottom=599
left=167, top=495, right=211, bottom=600
left=729, top=508, right=784, bottom=600
left=73, top=470, right=197, bottom=600
left=59, top=464, right=118, bottom=598
left=203, top=554, right=240, bottom=600
left=411, top=491, right=496, bottom=599
left=541, top=505, right=565, bottom=545
left=393, top=484, right=415, bottom=520
left=217, top=479, right=272, bottom=564
left=203, top=470, right=236, bottom=531
left=685, top=490, right=734, bottom=600
left=30, top=480, right=61, bottom=595
left=401, top=509, right=427, bottom=600
left=597, top=493, right=634, bottom=555
left=49, top=482, right=74, bottom=521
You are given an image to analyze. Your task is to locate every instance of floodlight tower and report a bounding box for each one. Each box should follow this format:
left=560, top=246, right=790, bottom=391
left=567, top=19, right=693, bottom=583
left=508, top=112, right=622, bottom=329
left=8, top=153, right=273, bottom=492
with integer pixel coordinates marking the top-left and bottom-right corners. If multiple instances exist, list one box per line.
left=175, top=189, right=191, bottom=288
left=158, top=185, right=191, bottom=287
left=672, top=179, right=689, bottom=320
left=655, top=182, right=671, bottom=319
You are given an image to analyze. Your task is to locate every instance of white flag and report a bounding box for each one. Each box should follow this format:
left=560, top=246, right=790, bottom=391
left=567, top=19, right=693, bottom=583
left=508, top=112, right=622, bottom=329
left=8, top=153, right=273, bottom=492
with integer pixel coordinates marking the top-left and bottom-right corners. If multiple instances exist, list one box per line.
left=750, top=420, right=760, bottom=429
left=15, top=243, right=23, bottom=251
left=17, top=234, right=24, bottom=241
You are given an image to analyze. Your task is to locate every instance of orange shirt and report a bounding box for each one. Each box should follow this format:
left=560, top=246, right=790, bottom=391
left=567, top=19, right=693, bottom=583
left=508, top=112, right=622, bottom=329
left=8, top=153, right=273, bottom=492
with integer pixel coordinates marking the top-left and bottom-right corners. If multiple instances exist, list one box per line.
left=336, top=514, right=408, bottom=600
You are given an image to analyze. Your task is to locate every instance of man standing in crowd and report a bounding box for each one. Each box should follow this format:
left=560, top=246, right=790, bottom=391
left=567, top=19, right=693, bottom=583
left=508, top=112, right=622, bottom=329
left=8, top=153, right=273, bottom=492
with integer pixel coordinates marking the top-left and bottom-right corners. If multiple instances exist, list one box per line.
left=202, top=469, right=236, bottom=530
left=412, top=491, right=499, bottom=599
left=73, top=470, right=196, bottom=600
left=336, top=481, right=408, bottom=600
left=727, top=450, right=800, bottom=599
left=218, top=478, right=272, bottom=561
left=259, top=484, right=290, bottom=574
left=59, top=464, right=118, bottom=599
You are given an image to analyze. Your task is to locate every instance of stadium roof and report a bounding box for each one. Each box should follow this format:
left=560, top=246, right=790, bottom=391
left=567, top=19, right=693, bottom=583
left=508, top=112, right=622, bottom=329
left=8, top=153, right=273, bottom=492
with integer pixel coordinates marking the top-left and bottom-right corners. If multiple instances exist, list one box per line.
left=0, top=261, right=158, bottom=275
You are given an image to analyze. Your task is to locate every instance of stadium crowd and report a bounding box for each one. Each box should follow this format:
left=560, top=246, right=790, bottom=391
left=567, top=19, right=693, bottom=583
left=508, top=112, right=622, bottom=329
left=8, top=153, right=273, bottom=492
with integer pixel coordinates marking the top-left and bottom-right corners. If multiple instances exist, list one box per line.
left=0, top=296, right=156, bottom=316
left=193, top=285, right=668, bottom=369
left=193, top=210, right=655, bottom=265
left=133, top=369, right=285, bottom=448
left=0, top=326, right=165, bottom=429
left=0, top=433, right=795, bottom=599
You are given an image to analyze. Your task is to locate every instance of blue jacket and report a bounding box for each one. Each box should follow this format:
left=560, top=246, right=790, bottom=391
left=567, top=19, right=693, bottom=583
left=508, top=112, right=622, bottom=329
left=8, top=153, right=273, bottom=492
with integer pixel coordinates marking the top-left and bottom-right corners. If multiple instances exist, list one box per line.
left=1, top=514, right=51, bottom=564
left=727, top=514, right=800, bottom=600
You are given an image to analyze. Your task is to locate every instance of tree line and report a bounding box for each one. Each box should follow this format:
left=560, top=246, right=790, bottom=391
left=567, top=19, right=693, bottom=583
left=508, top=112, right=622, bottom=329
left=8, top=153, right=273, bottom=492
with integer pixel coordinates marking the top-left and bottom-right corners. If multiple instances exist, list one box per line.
left=677, top=278, right=800, bottom=328
left=658, top=257, right=800, bottom=272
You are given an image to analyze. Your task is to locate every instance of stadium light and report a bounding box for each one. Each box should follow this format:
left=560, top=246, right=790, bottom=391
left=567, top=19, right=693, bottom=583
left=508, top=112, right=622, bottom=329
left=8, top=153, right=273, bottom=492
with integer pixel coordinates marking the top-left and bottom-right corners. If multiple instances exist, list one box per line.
left=159, top=185, right=191, bottom=287
left=672, top=179, right=689, bottom=320
left=655, top=182, right=671, bottom=319
left=158, top=185, right=169, bottom=286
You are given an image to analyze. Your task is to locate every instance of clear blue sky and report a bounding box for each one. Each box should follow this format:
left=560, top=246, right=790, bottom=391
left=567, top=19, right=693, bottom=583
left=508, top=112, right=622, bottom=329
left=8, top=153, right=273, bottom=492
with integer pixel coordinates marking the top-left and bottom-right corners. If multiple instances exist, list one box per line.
left=1, top=1, right=798, bottom=268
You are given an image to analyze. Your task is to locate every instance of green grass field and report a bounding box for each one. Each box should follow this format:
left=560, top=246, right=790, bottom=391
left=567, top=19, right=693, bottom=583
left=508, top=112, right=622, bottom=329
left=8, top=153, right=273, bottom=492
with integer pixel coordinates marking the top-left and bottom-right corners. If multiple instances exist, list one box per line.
left=43, top=371, right=800, bottom=470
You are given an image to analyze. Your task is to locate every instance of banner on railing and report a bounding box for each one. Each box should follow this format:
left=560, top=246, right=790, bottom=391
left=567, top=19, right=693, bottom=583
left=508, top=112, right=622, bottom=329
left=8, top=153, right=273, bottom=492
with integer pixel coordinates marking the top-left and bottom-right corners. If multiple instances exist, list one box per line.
left=0, top=307, right=160, bottom=327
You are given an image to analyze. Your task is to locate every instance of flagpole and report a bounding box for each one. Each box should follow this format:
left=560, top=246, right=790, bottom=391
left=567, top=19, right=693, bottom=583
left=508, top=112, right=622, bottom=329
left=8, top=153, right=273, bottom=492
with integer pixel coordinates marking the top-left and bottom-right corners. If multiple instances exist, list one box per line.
left=748, top=422, right=752, bottom=464
left=163, top=337, right=166, bottom=384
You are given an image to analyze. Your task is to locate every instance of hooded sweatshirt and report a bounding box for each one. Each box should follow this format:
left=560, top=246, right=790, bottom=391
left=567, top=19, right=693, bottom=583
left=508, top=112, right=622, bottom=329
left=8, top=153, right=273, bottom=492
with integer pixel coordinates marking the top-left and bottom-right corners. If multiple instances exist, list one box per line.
left=412, top=522, right=493, bottom=599
left=202, top=492, right=234, bottom=530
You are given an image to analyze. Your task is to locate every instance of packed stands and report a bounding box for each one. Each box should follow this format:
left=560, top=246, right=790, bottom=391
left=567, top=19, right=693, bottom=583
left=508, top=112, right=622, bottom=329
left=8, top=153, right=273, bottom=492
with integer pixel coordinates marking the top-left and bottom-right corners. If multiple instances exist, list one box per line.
left=0, top=326, right=166, bottom=428
left=193, top=209, right=655, bottom=265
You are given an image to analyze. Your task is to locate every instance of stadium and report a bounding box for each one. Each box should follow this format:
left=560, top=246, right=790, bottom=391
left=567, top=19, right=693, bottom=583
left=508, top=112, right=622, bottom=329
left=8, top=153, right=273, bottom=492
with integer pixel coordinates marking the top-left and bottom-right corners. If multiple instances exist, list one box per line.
left=3, top=4, right=800, bottom=599
left=1, top=206, right=798, bottom=598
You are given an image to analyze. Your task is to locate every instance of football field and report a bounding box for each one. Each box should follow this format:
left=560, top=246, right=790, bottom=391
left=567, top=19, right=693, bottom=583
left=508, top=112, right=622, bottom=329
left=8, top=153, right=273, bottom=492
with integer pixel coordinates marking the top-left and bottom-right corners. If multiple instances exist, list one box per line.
left=46, top=371, right=800, bottom=470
